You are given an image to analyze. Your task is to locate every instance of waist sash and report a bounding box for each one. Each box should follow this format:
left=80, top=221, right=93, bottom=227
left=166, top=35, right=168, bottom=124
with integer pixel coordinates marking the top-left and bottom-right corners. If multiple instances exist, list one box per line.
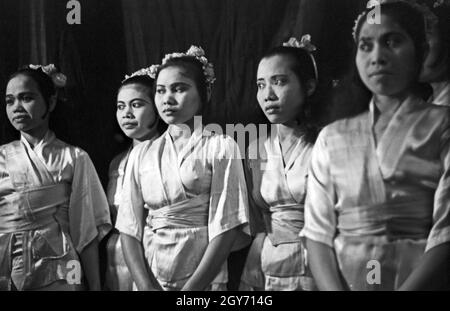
left=262, top=203, right=304, bottom=246
left=337, top=195, right=433, bottom=240
left=0, top=183, right=71, bottom=233
left=146, top=193, right=210, bottom=231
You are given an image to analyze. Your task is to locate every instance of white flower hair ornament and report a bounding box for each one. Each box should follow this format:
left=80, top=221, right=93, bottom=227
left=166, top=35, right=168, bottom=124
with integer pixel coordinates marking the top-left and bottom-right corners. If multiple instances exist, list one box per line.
left=433, top=0, right=450, bottom=7
left=28, top=64, right=67, bottom=88
left=283, top=35, right=319, bottom=82
left=156, top=45, right=216, bottom=85
left=122, top=65, right=158, bottom=82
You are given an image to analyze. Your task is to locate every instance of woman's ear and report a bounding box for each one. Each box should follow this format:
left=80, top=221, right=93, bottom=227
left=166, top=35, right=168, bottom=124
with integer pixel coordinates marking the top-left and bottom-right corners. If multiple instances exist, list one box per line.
left=49, top=95, right=57, bottom=113
left=306, top=79, right=317, bottom=97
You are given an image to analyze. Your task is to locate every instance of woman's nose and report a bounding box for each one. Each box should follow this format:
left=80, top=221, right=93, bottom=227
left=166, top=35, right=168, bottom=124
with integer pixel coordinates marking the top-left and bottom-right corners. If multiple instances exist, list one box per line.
left=370, top=43, right=387, bottom=66
left=123, top=105, right=133, bottom=117
left=264, top=85, right=277, bottom=102
left=11, top=99, right=25, bottom=112
left=163, top=92, right=176, bottom=105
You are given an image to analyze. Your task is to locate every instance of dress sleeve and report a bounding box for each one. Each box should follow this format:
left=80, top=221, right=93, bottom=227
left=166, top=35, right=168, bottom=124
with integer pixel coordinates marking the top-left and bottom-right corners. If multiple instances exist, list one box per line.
left=244, top=140, right=265, bottom=236
left=426, top=112, right=450, bottom=251
left=69, top=149, right=112, bottom=253
left=115, top=143, right=146, bottom=242
left=208, top=135, right=251, bottom=248
left=301, top=129, right=337, bottom=247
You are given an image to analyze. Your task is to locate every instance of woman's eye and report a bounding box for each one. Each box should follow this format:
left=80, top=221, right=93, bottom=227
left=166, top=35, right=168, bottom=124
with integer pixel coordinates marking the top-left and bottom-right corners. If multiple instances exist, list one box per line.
left=5, top=98, right=14, bottom=106
left=132, top=102, right=143, bottom=108
left=156, top=88, right=165, bottom=94
left=256, top=83, right=265, bottom=90
left=386, top=36, right=401, bottom=48
left=22, top=96, right=33, bottom=102
left=117, top=104, right=125, bottom=110
left=358, top=42, right=371, bottom=52
left=274, top=78, right=286, bottom=86
left=175, top=86, right=186, bottom=93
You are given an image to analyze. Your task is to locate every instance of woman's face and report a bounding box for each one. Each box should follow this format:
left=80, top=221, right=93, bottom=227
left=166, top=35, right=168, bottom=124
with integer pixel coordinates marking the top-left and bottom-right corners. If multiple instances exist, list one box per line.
left=420, top=21, right=448, bottom=82
left=256, top=55, right=305, bottom=124
left=5, top=74, right=50, bottom=134
left=116, top=84, right=157, bottom=140
left=155, top=66, right=201, bottom=125
left=356, top=14, right=418, bottom=97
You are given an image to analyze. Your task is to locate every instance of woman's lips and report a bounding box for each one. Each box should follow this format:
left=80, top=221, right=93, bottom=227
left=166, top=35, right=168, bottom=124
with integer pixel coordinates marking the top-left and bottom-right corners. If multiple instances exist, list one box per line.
left=12, top=115, right=30, bottom=122
left=265, top=104, right=280, bottom=114
left=122, top=122, right=138, bottom=129
left=163, top=108, right=178, bottom=115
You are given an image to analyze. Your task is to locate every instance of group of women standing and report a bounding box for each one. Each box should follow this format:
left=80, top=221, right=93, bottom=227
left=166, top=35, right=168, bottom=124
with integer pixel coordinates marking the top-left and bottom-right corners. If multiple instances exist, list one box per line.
left=1, top=0, right=449, bottom=291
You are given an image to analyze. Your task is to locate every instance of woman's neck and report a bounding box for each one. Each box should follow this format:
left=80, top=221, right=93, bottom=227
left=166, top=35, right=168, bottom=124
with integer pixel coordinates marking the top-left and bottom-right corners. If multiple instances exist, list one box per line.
left=132, top=128, right=159, bottom=147
left=277, top=121, right=302, bottom=142
left=168, top=123, right=194, bottom=141
left=373, top=88, right=414, bottom=116
left=21, top=125, right=49, bottom=149
left=430, top=80, right=450, bottom=96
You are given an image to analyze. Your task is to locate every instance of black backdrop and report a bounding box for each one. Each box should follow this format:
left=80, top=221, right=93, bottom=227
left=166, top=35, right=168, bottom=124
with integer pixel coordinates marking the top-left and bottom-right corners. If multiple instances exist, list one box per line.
left=0, top=0, right=365, bottom=186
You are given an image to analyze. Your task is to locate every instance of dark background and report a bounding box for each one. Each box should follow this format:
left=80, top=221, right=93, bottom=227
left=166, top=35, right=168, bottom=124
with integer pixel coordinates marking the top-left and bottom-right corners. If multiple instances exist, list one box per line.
left=0, top=0, right=365, bottom=186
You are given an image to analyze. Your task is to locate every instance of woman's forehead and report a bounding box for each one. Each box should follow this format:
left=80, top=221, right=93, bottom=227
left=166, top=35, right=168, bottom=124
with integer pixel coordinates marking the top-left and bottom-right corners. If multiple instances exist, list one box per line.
left=258, top=55, right=293, bottom=77
left=6, top=74, right=40, bottom=94
left=157, top=66, right=195, bottom=85
left=359, top=14, right=408, bottom=39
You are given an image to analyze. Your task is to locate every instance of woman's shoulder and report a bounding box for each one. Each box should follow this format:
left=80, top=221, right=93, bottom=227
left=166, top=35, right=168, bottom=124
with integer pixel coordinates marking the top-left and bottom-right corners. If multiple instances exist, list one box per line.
left=0, top=140, right=16, bottom=153
left=320, top=111, right=369, bottom=136
left=53, top=138, right=90, bottom=159
left=203, top=131, right=244, bottom=159
left=108, top=149, right=129, bottom=173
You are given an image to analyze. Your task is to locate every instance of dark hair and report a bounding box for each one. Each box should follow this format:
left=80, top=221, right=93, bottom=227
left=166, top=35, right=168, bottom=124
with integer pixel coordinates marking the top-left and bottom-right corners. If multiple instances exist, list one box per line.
left=118, top=74, right=167, bottom=134
left=155, top=56, right=209, bottom=108
left=119, top=75, right=155, bottom=99
left=331, top=1, right=430, bottom=121
left=259, top=45, right=328, bottom=144
left=427, top=1, right=450, bottom=78
left=7, top=67, right=56, bottom=113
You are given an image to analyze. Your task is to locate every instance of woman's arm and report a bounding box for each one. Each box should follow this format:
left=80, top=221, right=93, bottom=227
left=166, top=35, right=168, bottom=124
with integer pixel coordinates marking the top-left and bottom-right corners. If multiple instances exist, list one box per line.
left=79, top=239, right=101, bottom=291
left=181, top=227, right=239, bottom=291
left=398, top=242, right=450, bottom=291
left=306, top=238, right=348, bottom=291
left=121, top=233, right=162, bottom=291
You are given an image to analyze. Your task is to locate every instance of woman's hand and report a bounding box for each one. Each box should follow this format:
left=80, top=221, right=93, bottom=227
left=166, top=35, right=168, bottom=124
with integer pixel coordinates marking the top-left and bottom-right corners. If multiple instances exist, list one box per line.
left=181, top=227, right=240, bottom=291
left=79, top=239, right=101, bottom=291
left=398, top=242, right=450, bottom=291
left=306, top=238, right=348, bottom=291
left=121, top=233, right=163, bottom=291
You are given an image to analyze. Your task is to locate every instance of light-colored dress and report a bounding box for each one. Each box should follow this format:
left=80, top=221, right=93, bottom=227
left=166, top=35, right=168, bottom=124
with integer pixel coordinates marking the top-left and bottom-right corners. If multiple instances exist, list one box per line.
left=429, top=80, right=450, bottom=107
left=0, top=131, right=111, bottom=290
left=104, top=147, right=133, bottom=291
left=116, top=127, right=250, bottom=291
left=301, top=95, right=450, bottom=290
left=240, top=130, right=315, bottom=291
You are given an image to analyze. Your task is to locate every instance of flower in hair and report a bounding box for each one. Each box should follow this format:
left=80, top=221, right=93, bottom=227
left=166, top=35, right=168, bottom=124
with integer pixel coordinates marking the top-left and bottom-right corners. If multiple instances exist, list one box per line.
left=160, top=45, right=216, bottom=85
left=282, top=35, right=319, bottom=82
left=123, top=65, right=158, bottom=82
left=28, top=64, right=67, bottom=88
left=283, top=35, right=317, bottom=53
left=433, top=0, right=450, bottom=7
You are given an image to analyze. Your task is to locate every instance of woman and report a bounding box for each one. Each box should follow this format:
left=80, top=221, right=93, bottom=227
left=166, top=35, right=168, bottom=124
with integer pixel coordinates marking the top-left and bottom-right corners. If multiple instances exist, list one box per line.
left=419, top=0, right=450, bottom=106
left=302, top=2, right=450, bottom=290
left=239, top=36, right=323, bottom=291
left=104, top=71, right=164, bottom=291
left=116, top=46, right=251, bottom=291
left=0, top=65, right=111, bottom=290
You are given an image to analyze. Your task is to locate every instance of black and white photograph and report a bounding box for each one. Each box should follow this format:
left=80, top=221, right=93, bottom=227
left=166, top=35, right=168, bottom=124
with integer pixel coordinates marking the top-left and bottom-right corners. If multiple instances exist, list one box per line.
left=0, top=0, right=449, bottom=301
